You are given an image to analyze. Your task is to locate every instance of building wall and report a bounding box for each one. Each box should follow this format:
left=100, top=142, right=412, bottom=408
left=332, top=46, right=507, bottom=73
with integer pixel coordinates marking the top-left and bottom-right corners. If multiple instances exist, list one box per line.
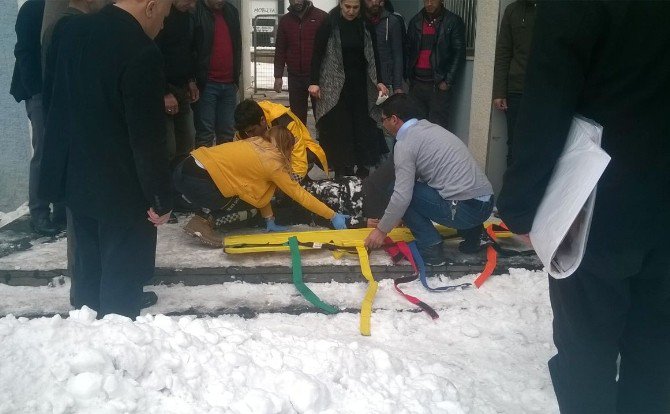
left=0, top=0, right=30, bottom=213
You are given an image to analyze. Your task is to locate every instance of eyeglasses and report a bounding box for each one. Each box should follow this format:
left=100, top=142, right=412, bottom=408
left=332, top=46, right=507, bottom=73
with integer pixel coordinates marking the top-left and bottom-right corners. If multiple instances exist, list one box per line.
left=380, top=115, right=393, bottom=122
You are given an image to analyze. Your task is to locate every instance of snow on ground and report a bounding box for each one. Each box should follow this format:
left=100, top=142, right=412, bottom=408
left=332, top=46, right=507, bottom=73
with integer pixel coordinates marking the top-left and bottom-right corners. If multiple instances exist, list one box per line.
left=0, top=202, right=29, bottom=229
left=0, top=268, right=559, bottom=413
left=0, top=219, right=395, bottom=271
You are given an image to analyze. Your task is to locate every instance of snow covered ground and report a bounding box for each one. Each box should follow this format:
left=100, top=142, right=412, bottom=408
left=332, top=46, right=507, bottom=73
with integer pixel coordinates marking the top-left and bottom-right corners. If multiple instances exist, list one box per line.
left=0, top=220, right=398, bottom=271
left=0, top=268, right=559, bottom=413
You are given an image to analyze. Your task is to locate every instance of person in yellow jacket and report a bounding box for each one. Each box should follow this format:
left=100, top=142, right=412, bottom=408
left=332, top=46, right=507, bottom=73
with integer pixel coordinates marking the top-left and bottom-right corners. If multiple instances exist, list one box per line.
left=233, top=99, right=328, bottom=179
left=174, top=126, right=347, bottom=246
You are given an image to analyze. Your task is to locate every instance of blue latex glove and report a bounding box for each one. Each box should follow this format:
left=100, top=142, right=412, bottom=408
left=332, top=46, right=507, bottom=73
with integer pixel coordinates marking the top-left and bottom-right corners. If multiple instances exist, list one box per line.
left=265, top=218, right=288, bottom=232
left=331, top=213, right=350, bottom=230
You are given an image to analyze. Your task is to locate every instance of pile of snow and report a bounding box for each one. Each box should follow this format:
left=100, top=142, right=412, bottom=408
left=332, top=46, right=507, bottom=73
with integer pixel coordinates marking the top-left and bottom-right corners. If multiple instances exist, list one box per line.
left=0, top=269, right=559, bottom=413
left=0, top=202, right=28, bottom=229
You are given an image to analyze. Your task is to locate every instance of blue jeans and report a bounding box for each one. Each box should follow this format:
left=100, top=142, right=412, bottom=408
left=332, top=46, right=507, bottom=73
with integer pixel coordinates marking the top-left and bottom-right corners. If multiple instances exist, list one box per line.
left=402, top=181, right=494, bottom=248
left=193, top=82, right=237, bottom=147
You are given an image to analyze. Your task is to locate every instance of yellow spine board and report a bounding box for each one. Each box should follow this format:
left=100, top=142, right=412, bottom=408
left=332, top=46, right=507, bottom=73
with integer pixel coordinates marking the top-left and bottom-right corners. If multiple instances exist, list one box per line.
left=223, top=221, right=510, bottom=254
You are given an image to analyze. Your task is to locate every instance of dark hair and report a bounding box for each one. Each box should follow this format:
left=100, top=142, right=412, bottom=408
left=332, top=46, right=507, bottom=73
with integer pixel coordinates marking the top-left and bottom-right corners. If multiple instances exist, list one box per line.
left=380, top=94, right=423, bottom=122
left=234, top=99, right=264, bottom=131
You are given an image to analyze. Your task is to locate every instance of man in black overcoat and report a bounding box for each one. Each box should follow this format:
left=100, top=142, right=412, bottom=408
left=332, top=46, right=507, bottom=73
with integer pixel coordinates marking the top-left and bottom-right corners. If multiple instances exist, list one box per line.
left=39, top=0, right=174, bottom=319
left=497, top=2, right=670, bottom=413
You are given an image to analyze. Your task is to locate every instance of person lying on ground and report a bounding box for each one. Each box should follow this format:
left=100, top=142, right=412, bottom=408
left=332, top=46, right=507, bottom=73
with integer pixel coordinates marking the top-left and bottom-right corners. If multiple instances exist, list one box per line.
left=174, top=126, right=348, bottom=246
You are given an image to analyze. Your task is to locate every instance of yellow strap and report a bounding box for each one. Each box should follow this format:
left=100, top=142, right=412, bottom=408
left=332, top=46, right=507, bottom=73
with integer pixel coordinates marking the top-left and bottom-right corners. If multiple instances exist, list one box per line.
left=356, top=245, right=378, bottom=336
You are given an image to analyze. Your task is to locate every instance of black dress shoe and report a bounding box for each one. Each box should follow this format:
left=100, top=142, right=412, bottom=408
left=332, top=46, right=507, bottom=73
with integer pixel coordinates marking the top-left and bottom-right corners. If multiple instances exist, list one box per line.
left=419, top=242, right=447, bottom=266
left=30, top=216, right=61, bottom=237
left=141, top=291, right=158, bottom=309
left=458, top=225, right=493, bottom=254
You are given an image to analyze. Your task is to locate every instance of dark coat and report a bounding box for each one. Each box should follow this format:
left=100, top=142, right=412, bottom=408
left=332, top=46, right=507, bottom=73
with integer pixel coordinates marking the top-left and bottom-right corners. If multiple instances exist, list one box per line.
left=497, top=1, right=670, bottom=277
left=406, top=7, right=465, bottom=86
left=10, top=0, right=45, bottom=102
left=366, top=10, right=405, bottom=90
left=274, top=1, right=328, bottom=78
left=192, top=0, right=242, bottom=87
left=39, top=5, right=173, bottom=221
left=155, top=5, right=197, bottom=91
left=492, top=0, right=536, bottom=98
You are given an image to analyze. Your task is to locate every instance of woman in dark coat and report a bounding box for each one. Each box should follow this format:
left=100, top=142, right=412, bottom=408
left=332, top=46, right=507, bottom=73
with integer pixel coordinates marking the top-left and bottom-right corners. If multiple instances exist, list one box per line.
left=309, top=0, right=388, bottom=178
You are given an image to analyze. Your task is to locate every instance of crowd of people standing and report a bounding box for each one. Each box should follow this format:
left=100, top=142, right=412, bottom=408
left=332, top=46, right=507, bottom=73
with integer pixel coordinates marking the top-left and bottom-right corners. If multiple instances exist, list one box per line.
left=9, top=0, right=670, bottom=412
left=10, top=0, right=471, bottom=319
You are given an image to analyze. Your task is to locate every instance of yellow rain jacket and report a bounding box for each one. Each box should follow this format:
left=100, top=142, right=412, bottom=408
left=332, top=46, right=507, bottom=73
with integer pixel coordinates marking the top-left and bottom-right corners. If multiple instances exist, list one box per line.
left=235, top=100, right=329, bottom=178
left=191, top=137, right=335, bottom=220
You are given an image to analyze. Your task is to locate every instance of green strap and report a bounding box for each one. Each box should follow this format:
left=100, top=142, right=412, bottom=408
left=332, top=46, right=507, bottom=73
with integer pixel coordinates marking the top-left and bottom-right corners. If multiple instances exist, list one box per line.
left=288, top=236, right=339, bottom=314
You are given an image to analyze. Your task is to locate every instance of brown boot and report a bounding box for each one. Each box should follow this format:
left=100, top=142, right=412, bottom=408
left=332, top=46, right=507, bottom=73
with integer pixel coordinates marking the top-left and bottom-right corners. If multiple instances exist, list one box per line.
left=183, top=215, right=223, bottom=247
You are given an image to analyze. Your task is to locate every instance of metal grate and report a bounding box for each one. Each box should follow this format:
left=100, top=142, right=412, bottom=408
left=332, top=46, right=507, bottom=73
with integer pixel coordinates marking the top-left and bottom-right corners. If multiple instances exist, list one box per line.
left=444, top=0, right=477, bottom=53
left=252, top=14, right=283, bottom=92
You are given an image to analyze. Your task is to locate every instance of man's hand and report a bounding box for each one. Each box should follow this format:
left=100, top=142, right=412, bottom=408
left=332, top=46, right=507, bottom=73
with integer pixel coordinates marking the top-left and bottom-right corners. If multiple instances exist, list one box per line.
left=493, top=98, right=508, bottom=111
left=147, top=208, right=171, bottom=227
left=308, top=84, right=321, bottom=99
left=164, top=93, right=179, bottom=115
left=273, top=78, right=283, bottom=93
left=188, top=81, right=200, bottom=103
left=377, top=83, right=389, bottom=97
left=437, top=81, right=450, bottom=92
left=364, top=228, right=387, bottom=249
left=393, top=88, right=404, bottom=95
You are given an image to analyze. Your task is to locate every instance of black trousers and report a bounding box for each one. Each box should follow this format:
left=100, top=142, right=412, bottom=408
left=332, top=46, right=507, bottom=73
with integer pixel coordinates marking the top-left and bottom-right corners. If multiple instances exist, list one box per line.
left=70, top=211, right=157, bottom=319
left=505, top=92, right=523, bottom=166
left=548, top=245, right=670, bottom=413
left=317, top=81, right=387, bottom=175
left=361, top=158, right=395, bottom=219
left=409, top=80, right=453, bottom=131
left=288, top=74, right=316, bottom=125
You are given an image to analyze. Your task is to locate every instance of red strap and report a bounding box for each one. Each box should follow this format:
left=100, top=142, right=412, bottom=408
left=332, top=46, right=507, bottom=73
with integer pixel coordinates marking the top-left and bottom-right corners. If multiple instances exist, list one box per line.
left=474, top=226, right=498, bottom=288
left=384, top=238, right=439, bottom=320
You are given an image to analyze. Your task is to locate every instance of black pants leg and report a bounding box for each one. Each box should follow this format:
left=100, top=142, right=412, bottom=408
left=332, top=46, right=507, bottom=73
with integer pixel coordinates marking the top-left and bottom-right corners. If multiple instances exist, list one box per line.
left=409, top=81, right=452, bottom=131
left=505, top=92, right=523, bottom=166
left=362, top=158, right=395, bottom=219
left=548, top=246, right=670, bottom=413
left=71, top=212, right=156, bottom=319
left=288, top=75, right=314, bottom=125
left=172, top=158, right=256, bottom=228
left=616, top=246, right=670, bottom=413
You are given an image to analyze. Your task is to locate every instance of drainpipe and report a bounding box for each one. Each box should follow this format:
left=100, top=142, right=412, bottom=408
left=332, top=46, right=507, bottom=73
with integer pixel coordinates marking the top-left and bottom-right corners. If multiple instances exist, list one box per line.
left=240, top=0, right=253, bottom=99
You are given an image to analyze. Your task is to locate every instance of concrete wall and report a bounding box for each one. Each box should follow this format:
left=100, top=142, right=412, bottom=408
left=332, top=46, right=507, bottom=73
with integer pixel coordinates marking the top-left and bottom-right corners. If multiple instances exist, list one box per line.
left=0, top=0, right=30, bottom=213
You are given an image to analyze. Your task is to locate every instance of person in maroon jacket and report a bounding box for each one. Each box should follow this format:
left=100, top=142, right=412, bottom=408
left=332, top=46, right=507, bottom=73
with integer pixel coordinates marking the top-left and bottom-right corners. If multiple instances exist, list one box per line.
left=273, top=0, right=327, bottom=124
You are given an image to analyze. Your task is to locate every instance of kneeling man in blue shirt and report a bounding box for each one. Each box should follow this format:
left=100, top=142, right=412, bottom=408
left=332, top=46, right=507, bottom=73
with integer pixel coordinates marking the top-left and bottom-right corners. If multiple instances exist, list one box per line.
left=364, top=94, right=494, bottom=265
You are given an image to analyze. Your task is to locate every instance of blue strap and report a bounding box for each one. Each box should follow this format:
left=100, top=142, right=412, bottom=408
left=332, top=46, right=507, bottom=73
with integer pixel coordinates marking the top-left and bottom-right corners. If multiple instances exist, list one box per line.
left=408, top=241, right=471, bottom=292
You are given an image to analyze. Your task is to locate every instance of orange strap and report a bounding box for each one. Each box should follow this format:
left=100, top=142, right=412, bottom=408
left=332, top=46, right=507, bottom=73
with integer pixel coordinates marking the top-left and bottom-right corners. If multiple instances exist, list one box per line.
left=474, top=225, right=498, bottom=288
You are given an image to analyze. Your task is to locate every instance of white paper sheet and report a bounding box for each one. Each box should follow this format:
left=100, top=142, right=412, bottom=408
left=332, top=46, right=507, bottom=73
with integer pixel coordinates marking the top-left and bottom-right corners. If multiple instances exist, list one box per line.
left=529, top=116, right=610, bottom=279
